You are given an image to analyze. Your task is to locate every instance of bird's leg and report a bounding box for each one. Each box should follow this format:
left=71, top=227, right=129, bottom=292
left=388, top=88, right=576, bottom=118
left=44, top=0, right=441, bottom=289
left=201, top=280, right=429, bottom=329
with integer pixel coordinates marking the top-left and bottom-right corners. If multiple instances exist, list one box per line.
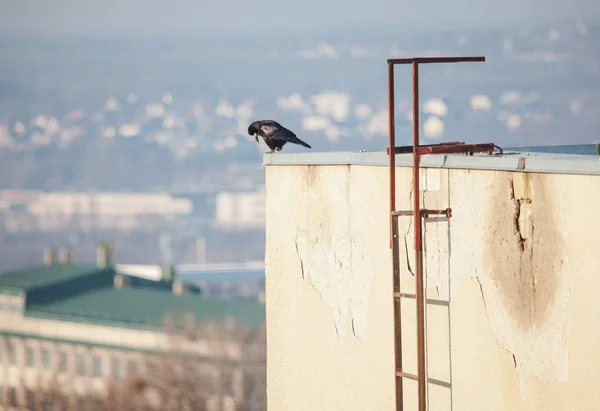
left=265, top=149, right=275, bottom=154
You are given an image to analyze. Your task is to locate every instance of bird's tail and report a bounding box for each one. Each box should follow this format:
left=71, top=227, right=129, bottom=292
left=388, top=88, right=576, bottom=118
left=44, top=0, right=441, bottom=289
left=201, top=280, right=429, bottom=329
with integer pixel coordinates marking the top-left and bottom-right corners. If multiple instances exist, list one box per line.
left=295, top=138, right=312, bottom=149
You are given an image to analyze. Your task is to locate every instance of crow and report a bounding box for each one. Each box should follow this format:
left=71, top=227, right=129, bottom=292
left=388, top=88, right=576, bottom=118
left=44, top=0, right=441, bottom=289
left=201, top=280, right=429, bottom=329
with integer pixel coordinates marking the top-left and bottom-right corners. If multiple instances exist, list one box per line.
left=248, top=120, right=312, bottom=153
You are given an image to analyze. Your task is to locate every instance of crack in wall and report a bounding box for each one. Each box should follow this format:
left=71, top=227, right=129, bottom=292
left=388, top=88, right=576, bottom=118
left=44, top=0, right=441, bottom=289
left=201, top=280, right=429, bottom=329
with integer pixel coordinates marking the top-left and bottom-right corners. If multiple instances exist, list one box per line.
left=295, top=240, right=305, bottom=279
left=402, top=175, right=416, bottom=277
left=510, top=177, right=533, bottom=252
left=482, top=172, right=571, bottom=396
left=294, top=166, right=373, bottom=343
left=397, top=169, right=570, bottom=397
left=403, top=235, right=414, bottom=276
left=295, top=229, right=373, bottom=343
left=475, top=276, right=518, bottom=360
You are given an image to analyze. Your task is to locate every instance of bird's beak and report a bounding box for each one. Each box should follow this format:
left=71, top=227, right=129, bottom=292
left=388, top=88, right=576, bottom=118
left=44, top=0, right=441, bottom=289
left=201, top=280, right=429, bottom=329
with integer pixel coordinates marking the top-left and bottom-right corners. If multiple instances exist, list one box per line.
left=254, top=133, right=258, bottom=143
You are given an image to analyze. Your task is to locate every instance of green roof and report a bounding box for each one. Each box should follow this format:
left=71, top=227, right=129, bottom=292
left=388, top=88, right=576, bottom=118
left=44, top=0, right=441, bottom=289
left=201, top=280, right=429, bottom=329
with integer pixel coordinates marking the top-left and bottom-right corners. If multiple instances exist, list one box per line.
left=26, top=287, right=265, bottom=329
left=0, top=264, right=101, bottom=292
left=0, top=263, right=265, bottom=330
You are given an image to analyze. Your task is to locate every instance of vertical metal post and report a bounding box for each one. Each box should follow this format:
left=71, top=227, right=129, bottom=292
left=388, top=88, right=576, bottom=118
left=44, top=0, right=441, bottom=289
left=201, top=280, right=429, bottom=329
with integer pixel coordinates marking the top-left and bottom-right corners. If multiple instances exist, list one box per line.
left=392, top=219, right=403, bottom=410
left=388, top=62, right=396, bottom=249
left=388, top=56, right=486, bottom=411
left=412, top=61, right=426, bottom=411
left=388, top=60, right=405, bottom=411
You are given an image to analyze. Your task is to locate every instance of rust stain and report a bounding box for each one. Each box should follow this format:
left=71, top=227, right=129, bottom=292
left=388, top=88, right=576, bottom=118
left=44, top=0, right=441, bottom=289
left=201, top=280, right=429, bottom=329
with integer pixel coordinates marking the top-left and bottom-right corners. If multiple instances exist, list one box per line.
left=484, top=172, right=564, bottom=331
left=305, top=165, right=319, bottom=188
left=301, top=164, right=332, bottom=253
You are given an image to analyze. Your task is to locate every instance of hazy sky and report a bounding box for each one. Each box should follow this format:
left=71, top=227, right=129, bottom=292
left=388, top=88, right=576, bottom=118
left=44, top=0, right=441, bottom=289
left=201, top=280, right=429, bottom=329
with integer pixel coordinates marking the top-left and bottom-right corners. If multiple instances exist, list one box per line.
left=1, top=0, right=598, bottom=38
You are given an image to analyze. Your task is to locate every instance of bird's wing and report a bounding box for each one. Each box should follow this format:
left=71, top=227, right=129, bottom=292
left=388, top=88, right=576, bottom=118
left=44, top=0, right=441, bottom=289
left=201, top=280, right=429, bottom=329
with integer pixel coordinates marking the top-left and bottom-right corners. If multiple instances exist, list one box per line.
left=261, top=123, right=297, bottom=142
left=258, top=121, right=281, bottom=138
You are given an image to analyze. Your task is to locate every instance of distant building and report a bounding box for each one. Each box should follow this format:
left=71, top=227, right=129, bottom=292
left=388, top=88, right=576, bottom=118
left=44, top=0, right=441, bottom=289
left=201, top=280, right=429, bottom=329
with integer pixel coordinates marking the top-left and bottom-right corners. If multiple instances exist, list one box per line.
left=0, top=189, right=268, bottom=234
left=0, top=191, right=194, bottom=233
left=176, top=261, right=266, bottom=300
left=214, top=187, right=265, bottom=230
left=0, top=244, right=265, bottom=410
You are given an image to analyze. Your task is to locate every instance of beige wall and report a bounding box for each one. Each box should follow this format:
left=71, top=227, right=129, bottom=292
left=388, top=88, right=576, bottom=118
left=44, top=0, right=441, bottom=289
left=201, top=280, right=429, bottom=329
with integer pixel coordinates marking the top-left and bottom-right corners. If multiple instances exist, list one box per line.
left=265, top=162, right=600, bottom=411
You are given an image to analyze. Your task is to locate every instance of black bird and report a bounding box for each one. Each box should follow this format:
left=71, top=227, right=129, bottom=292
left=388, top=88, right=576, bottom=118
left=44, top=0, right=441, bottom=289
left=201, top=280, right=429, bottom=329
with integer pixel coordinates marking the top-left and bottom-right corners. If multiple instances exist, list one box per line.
left=248, top=120, right=312, bottom=153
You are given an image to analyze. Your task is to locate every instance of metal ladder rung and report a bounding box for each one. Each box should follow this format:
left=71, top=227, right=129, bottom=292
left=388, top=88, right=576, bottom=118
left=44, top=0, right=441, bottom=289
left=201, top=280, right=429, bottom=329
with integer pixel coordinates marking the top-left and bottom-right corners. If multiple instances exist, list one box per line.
left=394, top=292, right=415, bottom=299
left=394, top=292, right=451, bottom=307
left=393, top=208, right=452, bottom=218
left=396, top=371, right=452, bottom=389
left=393, top=210, right=415, bottom=216
left=396, top=370, right=418, bottom=381
left=393, top=291, right=417, bottom=299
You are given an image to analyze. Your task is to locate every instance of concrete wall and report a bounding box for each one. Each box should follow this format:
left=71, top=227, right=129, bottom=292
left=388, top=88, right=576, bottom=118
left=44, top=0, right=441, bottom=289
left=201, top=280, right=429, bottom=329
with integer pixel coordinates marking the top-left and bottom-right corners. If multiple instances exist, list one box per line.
left=265, top=161, right=600, bottom=411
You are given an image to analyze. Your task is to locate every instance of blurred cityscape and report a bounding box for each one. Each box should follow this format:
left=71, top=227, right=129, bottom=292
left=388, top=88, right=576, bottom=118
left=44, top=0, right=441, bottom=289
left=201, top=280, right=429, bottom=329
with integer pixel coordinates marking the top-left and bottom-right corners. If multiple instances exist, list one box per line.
left=1, top=21, right=600, bottom=269
left=1, top=20, right=599, bottom=274
left=0, top=245, right=266, bottom=410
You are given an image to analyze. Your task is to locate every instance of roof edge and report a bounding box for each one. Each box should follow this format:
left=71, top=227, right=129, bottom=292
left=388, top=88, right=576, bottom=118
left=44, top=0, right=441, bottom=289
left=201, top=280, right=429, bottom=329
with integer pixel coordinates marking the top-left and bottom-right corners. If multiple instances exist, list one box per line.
left=263, top=149, right=600, bottom=176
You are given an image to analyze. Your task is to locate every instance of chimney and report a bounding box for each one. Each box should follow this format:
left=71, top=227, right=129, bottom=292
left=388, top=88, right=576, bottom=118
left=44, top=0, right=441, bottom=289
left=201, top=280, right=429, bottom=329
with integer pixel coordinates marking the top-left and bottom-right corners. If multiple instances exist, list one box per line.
left=96, top=242, right=113, bottom=268
left=43, top=248, right=56, bottom=266
left=114, top=274, right=130, bottom=289
left=59, top=247, right=72, bottom=264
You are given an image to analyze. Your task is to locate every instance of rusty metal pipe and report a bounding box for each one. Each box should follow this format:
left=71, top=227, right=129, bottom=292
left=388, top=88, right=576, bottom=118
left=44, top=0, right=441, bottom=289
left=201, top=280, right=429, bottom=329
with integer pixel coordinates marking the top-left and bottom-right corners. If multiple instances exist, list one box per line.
left=388, top=56, right=485, bottom=65
left=392, top=217, right=403, bottom=410
left=388, top=61, right=396, bottom=249
left=412, top=61, right=427, bottom=411
left=388, top=61, right=404, bottom=411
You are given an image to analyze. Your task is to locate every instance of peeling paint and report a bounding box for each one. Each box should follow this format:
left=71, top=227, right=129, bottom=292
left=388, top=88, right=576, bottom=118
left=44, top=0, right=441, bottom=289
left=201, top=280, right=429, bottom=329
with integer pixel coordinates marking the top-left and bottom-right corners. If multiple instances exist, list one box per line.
left=481, top=172, right=573, bottom=395
left=510, top=175, right=533, bottom=252
left=416, top=169, right=574, bottom=396
left=295, top=229, right=373, bottom=342
left=293, top=165, right=374, bottom=343
left=265, top=163, right=600, bottom=411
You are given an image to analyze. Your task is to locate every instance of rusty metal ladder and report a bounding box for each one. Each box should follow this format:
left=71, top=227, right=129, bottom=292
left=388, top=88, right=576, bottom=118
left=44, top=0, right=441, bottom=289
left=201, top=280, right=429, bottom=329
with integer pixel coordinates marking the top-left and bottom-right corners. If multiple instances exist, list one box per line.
left=386, top=56, right=501, bottom=411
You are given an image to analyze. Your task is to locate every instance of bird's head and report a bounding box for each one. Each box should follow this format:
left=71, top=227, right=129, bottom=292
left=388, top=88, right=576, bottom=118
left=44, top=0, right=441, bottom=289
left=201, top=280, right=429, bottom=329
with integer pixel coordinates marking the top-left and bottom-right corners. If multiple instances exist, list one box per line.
left=248, top=122, right=259, bottom=143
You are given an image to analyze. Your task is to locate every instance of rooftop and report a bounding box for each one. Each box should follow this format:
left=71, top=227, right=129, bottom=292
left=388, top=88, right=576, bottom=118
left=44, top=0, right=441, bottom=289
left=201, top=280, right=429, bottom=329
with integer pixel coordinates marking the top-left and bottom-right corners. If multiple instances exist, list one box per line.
left=0, top=263, right=265, bottom=330
left=0, top=263, right=104, bottom=292
left=26, top=287, right=266, bottom=329
left=263, top=144, right=600, bottom=176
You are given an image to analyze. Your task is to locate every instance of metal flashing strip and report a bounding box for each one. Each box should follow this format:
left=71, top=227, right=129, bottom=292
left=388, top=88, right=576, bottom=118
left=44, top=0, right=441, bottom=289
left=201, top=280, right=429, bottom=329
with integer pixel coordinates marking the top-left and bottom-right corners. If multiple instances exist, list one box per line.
left=263, top=151, right=600, bottom=176
left=506, top=143, right=600, bottom=156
